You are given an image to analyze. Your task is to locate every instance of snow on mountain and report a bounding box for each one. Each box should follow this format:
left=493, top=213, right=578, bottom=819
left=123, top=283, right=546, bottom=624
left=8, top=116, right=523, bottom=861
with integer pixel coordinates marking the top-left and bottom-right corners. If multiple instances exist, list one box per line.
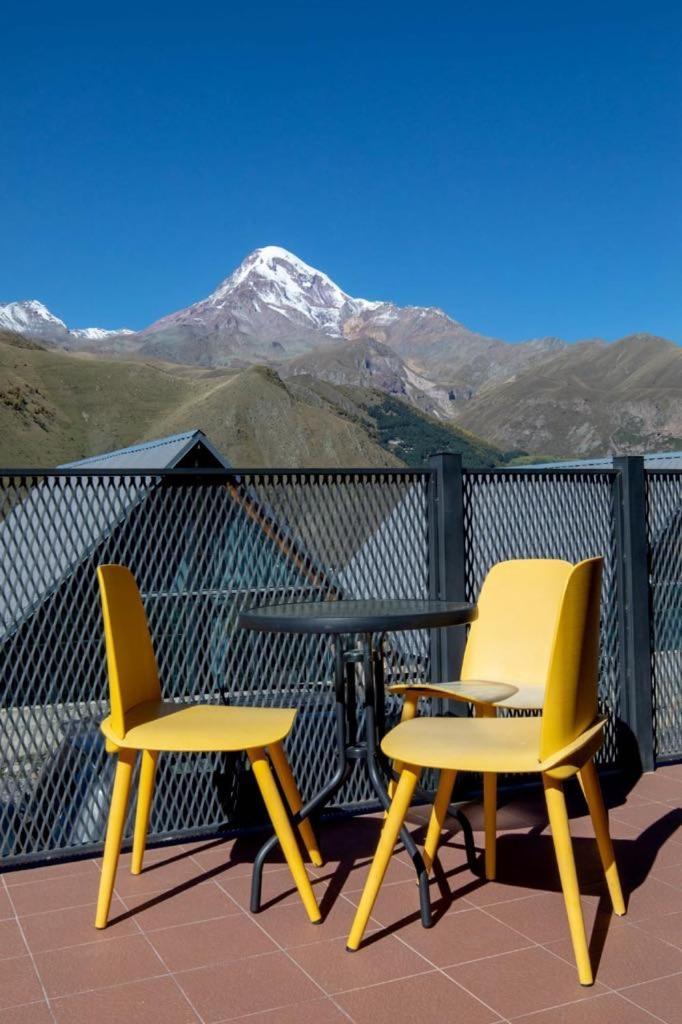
left=0, top=300, right=70, bottom=341
left=0, top=299, right=132, bottom=345
left=207, top=245, right=380, bottom=334
left=70, top=326, right=135, bottom=340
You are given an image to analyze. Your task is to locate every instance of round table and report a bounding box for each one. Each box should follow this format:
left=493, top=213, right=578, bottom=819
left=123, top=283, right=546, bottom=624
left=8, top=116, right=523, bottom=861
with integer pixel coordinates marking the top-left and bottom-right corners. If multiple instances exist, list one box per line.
left=238, top=597, right=477, bottom=927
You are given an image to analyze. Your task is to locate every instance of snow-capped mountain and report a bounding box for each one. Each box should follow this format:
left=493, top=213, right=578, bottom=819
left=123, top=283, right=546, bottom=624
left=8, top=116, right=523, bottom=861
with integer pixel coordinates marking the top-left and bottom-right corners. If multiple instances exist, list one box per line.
left=0, top=299, right=132, bottom=346
left=1, top=247, right=567, bottom=403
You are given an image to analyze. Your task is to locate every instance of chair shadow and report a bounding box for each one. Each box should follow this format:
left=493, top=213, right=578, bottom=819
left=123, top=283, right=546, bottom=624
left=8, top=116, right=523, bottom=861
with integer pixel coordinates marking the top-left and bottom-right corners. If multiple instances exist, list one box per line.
left=107, top=784, right=681, bottom=974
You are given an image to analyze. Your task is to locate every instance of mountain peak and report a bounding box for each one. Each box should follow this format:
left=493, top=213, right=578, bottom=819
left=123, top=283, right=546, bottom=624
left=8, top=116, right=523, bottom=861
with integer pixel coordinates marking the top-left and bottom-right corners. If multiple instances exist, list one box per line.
left=205, top=245, right=378, bottom=336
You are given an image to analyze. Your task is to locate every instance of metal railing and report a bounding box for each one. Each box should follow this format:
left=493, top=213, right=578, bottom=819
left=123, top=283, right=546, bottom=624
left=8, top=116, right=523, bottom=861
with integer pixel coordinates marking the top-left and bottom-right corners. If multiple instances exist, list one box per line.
left=1, top=455, right=680, bottom=865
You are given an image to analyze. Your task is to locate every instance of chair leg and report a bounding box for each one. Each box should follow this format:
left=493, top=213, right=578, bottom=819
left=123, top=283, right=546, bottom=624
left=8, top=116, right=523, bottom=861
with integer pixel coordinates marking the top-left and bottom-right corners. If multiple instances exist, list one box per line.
left=131, top=749, right=158, bottom=875
left=248, top=747, right=321, bottom=924
left=347, top=764, right=421, bottom=951
left=387, top=692, right=419, bottom=803
left=423, top=768, right=457, bottom=873
left=543, top=774, right=593, bottom=986
left=95, top=749, right=135, bottom=929
left=476, top=704, right=497, bottom=881
left=578, top=759, right=625, bottom=916
left=268, top=741, right=323, bottom=867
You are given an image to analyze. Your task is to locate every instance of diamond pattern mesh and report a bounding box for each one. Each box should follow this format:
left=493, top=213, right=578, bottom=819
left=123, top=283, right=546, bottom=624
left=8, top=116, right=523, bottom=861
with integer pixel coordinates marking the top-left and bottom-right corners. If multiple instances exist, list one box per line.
left=462, top=470, right=622, bottom=763
left=0, top=470, right=432, bottom=862
left=646, top=471, right=682, bottom=759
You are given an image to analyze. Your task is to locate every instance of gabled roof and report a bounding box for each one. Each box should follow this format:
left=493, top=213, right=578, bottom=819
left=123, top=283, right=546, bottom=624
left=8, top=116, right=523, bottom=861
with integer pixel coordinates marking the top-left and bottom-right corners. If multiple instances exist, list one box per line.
left=0, top=431, right=229, bottom=641
left=61, top=429, right=229, bottom=470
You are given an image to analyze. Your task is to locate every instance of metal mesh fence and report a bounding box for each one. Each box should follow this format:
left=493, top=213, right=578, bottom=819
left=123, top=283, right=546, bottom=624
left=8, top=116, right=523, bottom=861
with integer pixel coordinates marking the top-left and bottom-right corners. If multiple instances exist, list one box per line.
left=462, top=469, right=622, bottom=762
left=0, top=469, right=432, bottom=863
left=646, top=471, right=682, bottom=759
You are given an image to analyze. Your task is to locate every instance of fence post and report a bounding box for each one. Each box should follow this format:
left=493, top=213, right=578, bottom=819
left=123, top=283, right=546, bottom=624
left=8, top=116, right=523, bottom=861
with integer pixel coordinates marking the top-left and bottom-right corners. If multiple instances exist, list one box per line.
left=614, top=456, right=655, bottom=772
left=428, top=453, right=467, bottom=688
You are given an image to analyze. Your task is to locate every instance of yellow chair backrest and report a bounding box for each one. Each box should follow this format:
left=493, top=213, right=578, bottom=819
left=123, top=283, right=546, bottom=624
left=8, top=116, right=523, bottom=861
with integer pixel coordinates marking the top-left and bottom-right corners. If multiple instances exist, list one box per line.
left=539, top=557, right=603, bottom=763
left=461, top=559, right=575, bottom=689
left=97, top=564, right=161, bottom=738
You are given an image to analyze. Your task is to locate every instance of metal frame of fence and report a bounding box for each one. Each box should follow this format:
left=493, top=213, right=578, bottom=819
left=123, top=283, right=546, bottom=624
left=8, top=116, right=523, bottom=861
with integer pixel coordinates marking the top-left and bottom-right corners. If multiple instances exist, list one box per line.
left=1, top=454, right=680, bottom=866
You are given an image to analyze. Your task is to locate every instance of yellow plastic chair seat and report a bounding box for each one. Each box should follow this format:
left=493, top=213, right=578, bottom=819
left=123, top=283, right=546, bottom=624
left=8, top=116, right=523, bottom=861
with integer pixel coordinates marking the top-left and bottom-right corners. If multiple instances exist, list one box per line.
left=388, top=680, right=519, bottom=705
left=101, top=700, right=296, bottom=752
left=381, top=715, right=544, bottom=773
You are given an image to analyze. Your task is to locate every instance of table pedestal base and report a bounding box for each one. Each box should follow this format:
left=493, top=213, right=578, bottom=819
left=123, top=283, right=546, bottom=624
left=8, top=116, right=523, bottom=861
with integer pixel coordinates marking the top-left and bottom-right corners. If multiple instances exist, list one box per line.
left=250, top=633, right=477, bottom=927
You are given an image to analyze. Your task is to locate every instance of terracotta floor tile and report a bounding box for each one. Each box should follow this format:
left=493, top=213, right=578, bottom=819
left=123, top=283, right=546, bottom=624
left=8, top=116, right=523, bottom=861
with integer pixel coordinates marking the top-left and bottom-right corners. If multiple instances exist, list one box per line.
left=149, top=912, right=277, bottom=971
left=445, top=946, right=606, bottom=1018
left=33, top=932, right=166, bottom=998
left=335, top=970, right=500, bottom=1024
left=545, top=917, right=682, bottom=989
left=620, top=971, right=682, bottom=1024
left=343, top=876, right=472, bottom=929
left=217, top=868, right=327, bottom=914
left=400, top=905, right=533, bottom=966
left=623, top=876, right=682, bottom=922
left=0, top=920, right=27, bottom=960
left=0, top=956, right=44, bottom=1010
left=19, top=896, right=135, bottom=953
left=632, top=910, right=682, bottom=949
left=8, top=873, right=98, bottom=917
left=3, top=859, right=99, bottom=887
left=175, top=950, right=321, bottom=1022
left=650, top=862, right=682, bottom=889
left=121, top=881, right=240, bottom=931
left=610, top=802, right=682, bottom=835
left=50, top=974, right=200, bottom=1024
left=329, top=854, right=416, bottom=894
left=225, top=998, right=350, bottom=1024
left=486, top=889, right=605, bottom=944
left=511, top=991, right=662, bottom=1023
left=258, top=890, right=377, bottom=948
left=0, top=890, right=11, bottom=921
left=186, top=837, right=291, bottom=877
left=288, top=934, right=431, bottom=994
left=0, top=1002, right=54, bottom=1024
left=112, top=852, right=209, bottom=897
left=627, top=772, right=682, bottom=803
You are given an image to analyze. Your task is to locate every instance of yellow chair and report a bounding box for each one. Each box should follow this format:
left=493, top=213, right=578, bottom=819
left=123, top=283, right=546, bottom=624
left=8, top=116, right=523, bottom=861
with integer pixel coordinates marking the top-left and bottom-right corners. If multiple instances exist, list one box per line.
left=348, top=557, right=625, bottom=986
left=94, top=563, right=322, bottom=930
left=388, top=558, right=577, bottom=880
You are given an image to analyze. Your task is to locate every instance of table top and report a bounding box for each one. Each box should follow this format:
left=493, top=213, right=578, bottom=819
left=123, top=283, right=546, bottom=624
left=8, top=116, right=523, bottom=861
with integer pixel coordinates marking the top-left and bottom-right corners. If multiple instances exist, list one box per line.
left=238, top=598, right=476, bottom=635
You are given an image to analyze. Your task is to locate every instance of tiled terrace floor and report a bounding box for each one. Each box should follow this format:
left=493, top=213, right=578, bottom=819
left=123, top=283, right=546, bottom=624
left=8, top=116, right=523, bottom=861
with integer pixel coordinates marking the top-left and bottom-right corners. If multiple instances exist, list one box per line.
left=1, top=765, right=681, bottom=1024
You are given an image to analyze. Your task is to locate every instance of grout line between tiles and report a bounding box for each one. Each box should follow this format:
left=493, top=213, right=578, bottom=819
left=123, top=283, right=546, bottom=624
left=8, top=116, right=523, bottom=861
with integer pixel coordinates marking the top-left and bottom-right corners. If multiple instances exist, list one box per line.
left=3, top=873, right=59, bottom=1024
left=202, top=850, right=356, bottom=1023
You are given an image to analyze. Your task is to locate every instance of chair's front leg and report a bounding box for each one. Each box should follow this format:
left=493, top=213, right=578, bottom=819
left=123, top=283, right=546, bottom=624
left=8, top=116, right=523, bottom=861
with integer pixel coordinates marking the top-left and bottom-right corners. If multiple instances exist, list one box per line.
left=477, top=704, right=498, bottom=881
left=347, top=764, right=421, bottom=951
left=248, top=747, right=321, bottom=924
left=577, top=759, right=625, bottom=915
left=268, top=741, right=324, bottom=867
left=96, top=748, right=136, bottom=928
left=131, top=749, right=158, bottom=875
left=543, top=773, right=593, bottom=986
left=387, top=692, right=420, bottom=803
left=423, top=768, right=457, bottom=872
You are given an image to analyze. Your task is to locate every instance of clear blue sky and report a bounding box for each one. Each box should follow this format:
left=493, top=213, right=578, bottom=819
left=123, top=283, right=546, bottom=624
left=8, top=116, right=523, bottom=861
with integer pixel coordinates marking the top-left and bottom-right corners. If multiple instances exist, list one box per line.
left=1, top=1, right=680, bottom=342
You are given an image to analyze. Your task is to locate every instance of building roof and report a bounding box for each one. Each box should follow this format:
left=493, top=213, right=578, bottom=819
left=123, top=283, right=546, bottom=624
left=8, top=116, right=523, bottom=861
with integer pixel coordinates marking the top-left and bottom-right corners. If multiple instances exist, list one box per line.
left=525, top=451, right=682, bottom=470
left=61, top=430, right=229, bottom=470
left=0, top=431, right=229, bottom=641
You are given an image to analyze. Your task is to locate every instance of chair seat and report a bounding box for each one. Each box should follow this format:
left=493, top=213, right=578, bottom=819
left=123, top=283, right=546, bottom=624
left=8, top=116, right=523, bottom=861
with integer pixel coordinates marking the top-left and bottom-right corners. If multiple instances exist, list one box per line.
left=381, top=715, right=543, bottom=773
left=388, top=680, right=520, bottom=705
left=101, top=700, right=296, bottom=752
